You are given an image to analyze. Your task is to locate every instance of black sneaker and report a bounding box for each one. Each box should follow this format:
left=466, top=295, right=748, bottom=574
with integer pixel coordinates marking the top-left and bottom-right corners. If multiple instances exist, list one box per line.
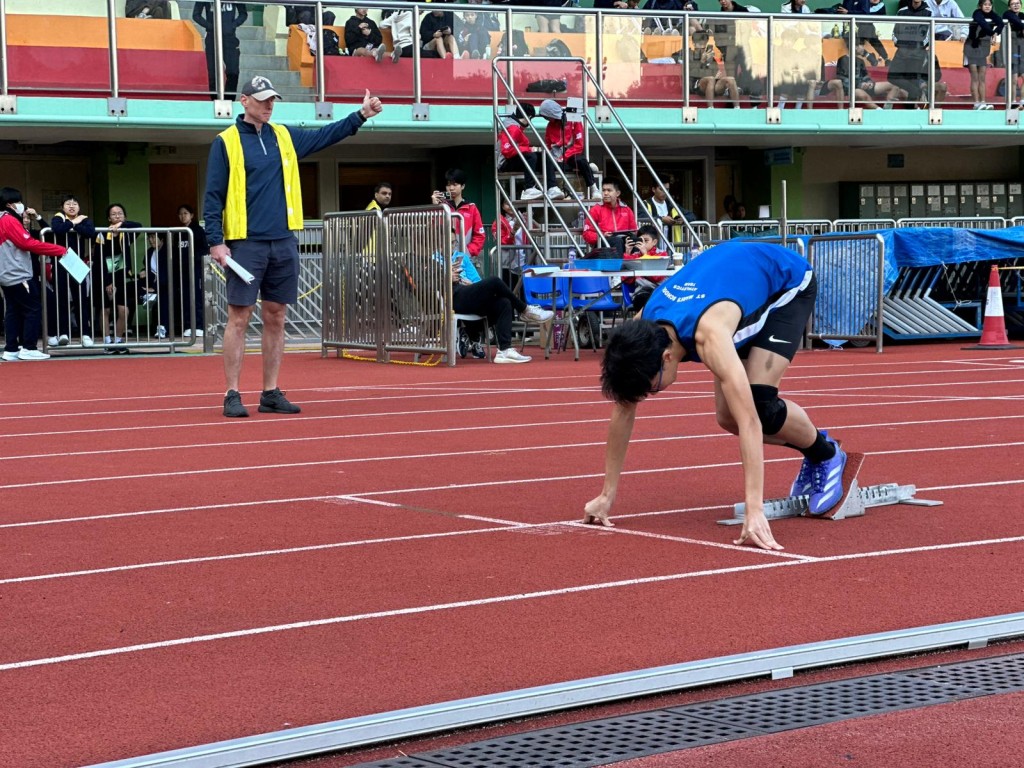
left=258, top=388, right=301, bottom=414
left=223, top=389, right=249, bottom=418
left=471, top=342, right=486, bottom=359
left=458, top=331, right=469, bottom=359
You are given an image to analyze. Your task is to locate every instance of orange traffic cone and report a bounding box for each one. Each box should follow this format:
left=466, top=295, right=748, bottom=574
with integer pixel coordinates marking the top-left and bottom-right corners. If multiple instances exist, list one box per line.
left=962, top=266, right=1023, bottom=350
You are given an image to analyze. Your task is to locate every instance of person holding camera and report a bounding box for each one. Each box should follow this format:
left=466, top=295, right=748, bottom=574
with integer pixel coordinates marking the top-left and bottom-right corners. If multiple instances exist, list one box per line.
left=622, top=223, right=669, bottom=311
left=420, top=7, right=460, bottom=59
left=431, top=169, right=485, bottom=261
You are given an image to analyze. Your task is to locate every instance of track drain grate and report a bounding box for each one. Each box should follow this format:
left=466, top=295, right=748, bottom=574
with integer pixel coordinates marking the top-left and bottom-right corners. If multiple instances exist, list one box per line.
left=350, top=653, right=1024, bottom=768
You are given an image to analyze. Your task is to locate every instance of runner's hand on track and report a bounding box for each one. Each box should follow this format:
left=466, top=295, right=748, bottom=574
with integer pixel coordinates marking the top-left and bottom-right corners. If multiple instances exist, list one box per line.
left=734, top=508, right=783, bottom=550
left=583, top=495, right=615, bottom=527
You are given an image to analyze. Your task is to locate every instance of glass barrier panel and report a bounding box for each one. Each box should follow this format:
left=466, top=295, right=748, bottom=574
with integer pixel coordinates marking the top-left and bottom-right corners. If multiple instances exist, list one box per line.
left=324, top=4, right=414, bottom=102
left=418, top=5, right=509, bottom=103
left=6, top=6, right=113, bottom=96
left=115, top=5, right=211, bottom=99
left=705, top=14, right=768, bottom=108
left=771, top=18, right=825, bottom=108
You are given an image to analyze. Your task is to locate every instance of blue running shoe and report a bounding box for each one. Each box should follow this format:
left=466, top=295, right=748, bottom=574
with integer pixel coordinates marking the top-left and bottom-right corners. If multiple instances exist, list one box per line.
left=790, top=457, right=814, bottom=497
left=808, top=439, right=847, bottom=516
left=790, top=430, right=827, bottom=497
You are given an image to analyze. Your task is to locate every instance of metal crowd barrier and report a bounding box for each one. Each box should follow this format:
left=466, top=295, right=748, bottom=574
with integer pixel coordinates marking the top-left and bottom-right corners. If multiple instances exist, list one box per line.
left=322, top=205, right=459, bottom=365
left=204, top=222, right=325, bottom=348
left=38, top=226, right=198, bottom=355
left=806, top=233, right=886, bottom=353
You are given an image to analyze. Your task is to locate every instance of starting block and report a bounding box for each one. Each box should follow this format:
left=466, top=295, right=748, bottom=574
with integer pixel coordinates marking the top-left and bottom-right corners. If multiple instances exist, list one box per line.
left=718, top=452, right=943, bottom=526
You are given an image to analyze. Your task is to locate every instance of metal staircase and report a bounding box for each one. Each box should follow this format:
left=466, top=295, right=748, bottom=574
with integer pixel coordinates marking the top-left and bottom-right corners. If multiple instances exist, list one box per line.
left=491, top=55, right=704, bottom=274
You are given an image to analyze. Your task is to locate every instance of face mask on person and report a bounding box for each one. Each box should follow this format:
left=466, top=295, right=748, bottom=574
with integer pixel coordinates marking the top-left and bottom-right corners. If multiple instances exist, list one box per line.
left=12, top=202, right=24, bottom=216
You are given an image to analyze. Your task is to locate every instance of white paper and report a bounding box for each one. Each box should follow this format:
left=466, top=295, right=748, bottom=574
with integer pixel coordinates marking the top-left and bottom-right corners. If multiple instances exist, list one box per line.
left=58, top=248, right=90, bottom=284
left=225, top=256, right=255, bottom=284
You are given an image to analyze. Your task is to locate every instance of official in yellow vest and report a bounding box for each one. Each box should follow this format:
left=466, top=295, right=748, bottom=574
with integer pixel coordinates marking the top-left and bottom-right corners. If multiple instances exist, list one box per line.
left=203, top=75, right=383, bottom=418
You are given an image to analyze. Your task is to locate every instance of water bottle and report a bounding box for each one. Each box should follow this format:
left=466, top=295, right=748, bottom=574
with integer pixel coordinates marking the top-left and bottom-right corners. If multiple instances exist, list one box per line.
left=567, top=247, right=577, bottom=271
left=576, top=209, right=585, bottom=231
left=690, top=243, right=700, bottom=263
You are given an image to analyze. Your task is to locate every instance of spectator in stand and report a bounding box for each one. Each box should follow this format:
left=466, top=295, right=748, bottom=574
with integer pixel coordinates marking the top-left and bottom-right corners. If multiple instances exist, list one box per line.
left=537, top=99, right=601, bottom=200
left=378, top=5, right=415, bottom=62
left=643, top=182, right=687, bottom=251
left=711, top=0, right=751, bottom=82
left=534, top=0, right=565, bottom=34
left=889, top=0, right=933, bottom=104
left=1004, top=0, right=1024, bottom=107
left=420, top=7, right=460, bottom=59
left=965, top=0, right=1003, bottom=110
left=176, top=204, right=208, bottom=339
left=642, top=0, right=684, bottom=35
left=0, top=187, right=69, bottom=361
left=93, top=203, right=144, bottom=354
left=431, top=169, right=486, bottom=264
left=345, top=8, right=383, bottom=58
left=689, top=29, right=741, bottom=108
left=497, top=104, right=565, bottom=201
left=457, top=9, right=493, bottom=59
left=622, top=223, right=669, bottom=310
left=193, top=2, right=247, bottom=100
left=582, top=180, right=639, bottom=255
left=828, top=38, right=907, bottom=106
left=48, top=195, right=96, bottom=348
left=203, top=76, right=382, bottom=417
left=835, top=0, right=892, bottom=64
left=927, top=0, right=966, bottom=40
left=126, top=0, right=171, bottom=18
left=492, top=198, right=526, bottom=288
left=781, top=0, right=811, bottom=12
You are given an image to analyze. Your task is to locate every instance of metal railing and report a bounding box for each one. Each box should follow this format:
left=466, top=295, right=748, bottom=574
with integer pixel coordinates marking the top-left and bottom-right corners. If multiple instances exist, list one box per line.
left=38, top=225, right=199, bottom=354
left=7, top=1, right=1021, bottom=111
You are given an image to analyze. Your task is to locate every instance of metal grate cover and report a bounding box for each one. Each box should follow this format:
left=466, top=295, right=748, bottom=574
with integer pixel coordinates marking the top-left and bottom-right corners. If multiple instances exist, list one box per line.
left=351, top=653, right=1024, bottom=768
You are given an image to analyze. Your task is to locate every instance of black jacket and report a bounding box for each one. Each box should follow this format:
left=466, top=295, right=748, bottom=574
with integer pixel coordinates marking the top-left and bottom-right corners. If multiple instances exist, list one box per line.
left=192, top=2, right=248, bottom=39
left=345, top=14, right=382, bottom=53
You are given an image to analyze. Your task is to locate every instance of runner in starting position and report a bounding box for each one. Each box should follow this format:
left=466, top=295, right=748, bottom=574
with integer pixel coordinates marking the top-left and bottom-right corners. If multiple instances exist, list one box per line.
left=583, top=240, right=847, bottom=550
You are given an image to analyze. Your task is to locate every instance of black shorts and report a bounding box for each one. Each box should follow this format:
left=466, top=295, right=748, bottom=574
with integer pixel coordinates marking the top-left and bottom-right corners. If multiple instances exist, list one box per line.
left=225, top=237, right=299, bottom=306
left=738, top=274, right=816, bottom=363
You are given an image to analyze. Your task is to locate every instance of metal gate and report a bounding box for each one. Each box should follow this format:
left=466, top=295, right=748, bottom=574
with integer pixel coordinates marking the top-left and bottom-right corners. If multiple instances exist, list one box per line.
left=806, top=233, right=886, bottom=352
left=321, top=206, right=460, bottom=365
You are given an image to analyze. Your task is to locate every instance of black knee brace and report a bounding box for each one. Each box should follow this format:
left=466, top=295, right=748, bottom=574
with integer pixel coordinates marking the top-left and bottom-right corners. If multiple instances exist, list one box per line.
left=751, top=384, right=788, bottom=435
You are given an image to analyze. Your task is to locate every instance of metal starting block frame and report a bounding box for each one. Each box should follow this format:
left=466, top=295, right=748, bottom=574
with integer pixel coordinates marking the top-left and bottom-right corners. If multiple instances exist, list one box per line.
left=718, top=452, right=942, bottom=526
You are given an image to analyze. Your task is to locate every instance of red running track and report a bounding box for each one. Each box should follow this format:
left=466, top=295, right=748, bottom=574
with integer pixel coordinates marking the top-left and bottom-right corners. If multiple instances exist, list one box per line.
left=1, top=343, right=1023, bottom=767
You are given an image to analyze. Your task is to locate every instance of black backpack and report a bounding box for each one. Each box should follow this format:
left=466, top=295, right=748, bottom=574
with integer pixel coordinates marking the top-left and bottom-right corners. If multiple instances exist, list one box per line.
left=322, top=29, right=341, bottom=56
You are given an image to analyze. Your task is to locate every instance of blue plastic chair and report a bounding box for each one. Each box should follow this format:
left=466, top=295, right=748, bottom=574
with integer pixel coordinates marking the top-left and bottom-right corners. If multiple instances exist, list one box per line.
left=522, top=269, right=571, bottom=358
left=567, top=274, right=627, bottom=351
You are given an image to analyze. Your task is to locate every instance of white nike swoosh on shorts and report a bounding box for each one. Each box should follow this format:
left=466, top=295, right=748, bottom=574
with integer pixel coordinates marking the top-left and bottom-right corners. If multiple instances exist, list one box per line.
left=769, top=335, right=791, bottom=344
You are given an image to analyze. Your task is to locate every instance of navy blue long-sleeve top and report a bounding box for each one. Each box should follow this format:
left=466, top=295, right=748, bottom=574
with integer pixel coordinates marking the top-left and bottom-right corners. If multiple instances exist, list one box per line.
left=202, top=111, right=365, bottom=246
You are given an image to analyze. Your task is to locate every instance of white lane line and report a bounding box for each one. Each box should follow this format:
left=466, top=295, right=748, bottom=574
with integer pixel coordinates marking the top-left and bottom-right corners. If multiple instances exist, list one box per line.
left=4, top=411, right=1024, bottom=463
left=2, top=368, right=1022, bottom=427
left=1, top=438, right=1022, bottom=495
left=1, top=357, right=1016, bottom=411
left=5, top=533, right=1024, bottom=673
left=565, top=522, right=814, bottom=561
left=0, top=509, right=806, bottom=586
left=0, top=524, right=517, bottom=586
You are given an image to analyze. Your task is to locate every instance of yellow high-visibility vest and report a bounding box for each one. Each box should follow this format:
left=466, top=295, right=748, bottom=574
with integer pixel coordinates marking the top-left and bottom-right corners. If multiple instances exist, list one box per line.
left=219, top=122, right=303, bottom=240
